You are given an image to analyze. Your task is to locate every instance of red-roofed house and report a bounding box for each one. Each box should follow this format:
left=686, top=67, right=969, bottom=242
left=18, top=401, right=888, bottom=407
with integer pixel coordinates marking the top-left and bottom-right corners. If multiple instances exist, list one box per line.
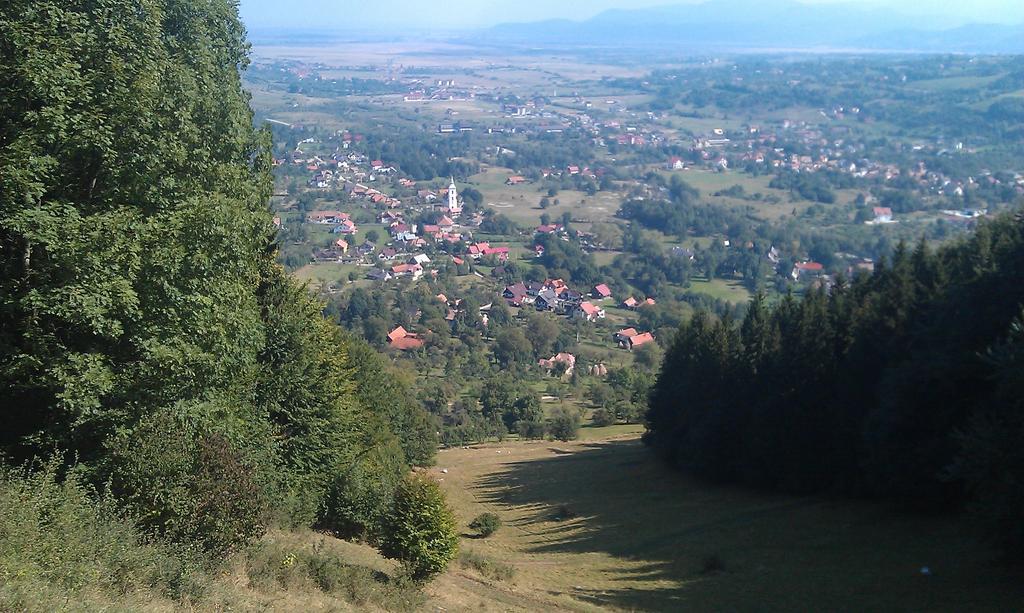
left=573, top=301, right=605, bottom=322
left=791, top=261, right=824, bottom=280
left=391, top=263, right=423, bottom=280
left=307, top=210, right=350, bottom=224
left=387, top=326, right=424, bottom=350
left=626, top=332, right=655, bottom=350
left=538, top=352, right=576, bottom=375
left=622, top=296, right=639, bottom=309
left=614, top=328, right=638, bottom=344
left=592, top=284, right=612, bottom=299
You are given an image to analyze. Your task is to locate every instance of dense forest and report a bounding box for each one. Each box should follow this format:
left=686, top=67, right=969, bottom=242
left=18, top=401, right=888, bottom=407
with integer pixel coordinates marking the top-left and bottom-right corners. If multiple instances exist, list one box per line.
left=646, top=215, right=1024, bottom=554
left=0, top=1, right=455, bottom=608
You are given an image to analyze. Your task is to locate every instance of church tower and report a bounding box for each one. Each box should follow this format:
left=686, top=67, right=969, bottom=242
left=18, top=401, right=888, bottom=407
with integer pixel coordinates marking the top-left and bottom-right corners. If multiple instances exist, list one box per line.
left=447, top=176, right=462, bottom=217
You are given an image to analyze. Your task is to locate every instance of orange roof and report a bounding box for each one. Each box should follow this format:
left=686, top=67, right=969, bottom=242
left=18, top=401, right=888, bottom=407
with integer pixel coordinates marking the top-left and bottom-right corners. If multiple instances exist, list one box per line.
left=387, top=326, right=408, bottom=342
left=630, top=332, right=655, bottom=347
left=390, top=336, right=424, bottom=350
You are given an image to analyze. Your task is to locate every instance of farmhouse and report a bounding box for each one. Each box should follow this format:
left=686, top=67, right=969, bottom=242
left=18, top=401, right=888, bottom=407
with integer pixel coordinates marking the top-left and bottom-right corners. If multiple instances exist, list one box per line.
left=391, top=263, right=423, bottom=280
left=592, top=283, right=612, bottom=299
left=614, top=328, right=639, bottom=344
left=871, top=207, right=894, bottom=223
left=387, top=326, right=424, bottom=351
left=503, top=282, right=529, bottom=306
left=307, top=210, right=350, bottom=224
left=573, top=301, right=605, bottom=322
left=791, top=261, right=825, bottom=280
left=626, top=332, right=655, bottom=350
left=538, top=352, right=576, bottom=376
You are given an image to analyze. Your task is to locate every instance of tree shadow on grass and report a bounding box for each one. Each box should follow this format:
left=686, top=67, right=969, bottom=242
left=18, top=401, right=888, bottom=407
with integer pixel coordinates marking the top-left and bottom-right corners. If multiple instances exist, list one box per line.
left=471, top=438, right=1024, bottom=612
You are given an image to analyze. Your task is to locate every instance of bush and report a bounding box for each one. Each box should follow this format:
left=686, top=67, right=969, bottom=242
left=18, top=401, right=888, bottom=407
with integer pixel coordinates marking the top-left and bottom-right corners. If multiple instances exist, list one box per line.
left=515, top=420, right=546, bottom=440
left=591, top=408, right=617, bottom=427
left=244, top=537, right=426, bottom=611
left=458, top=550, right=515, bottom=581
left=469, top=512, right=502, bottom=538
left=0, top=459, right=202, bottom=611
left=106, top=407, right=269, bottom=555
left=321, top=435, right=406, bottom=540
left=380, top=475, right=459, bottom=581
left=547, top=407, right=581, bottom=442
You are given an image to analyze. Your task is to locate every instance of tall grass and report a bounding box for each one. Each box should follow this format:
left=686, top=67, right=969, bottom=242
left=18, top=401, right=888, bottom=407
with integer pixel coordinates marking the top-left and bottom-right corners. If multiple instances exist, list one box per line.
left=0, top=460, right=202, bottom=611
left=0, top=461, right=426, bottom=611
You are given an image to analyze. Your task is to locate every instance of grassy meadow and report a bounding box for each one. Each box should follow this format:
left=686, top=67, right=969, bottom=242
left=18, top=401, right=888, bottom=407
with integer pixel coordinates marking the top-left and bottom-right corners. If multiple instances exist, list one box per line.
left=426, top=434, right=1024, bottom=612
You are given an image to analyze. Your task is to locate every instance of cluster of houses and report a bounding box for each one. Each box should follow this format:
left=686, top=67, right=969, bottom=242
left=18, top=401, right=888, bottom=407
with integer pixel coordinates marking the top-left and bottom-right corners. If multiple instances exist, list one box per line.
left=503, top=279, right=603, bottom=321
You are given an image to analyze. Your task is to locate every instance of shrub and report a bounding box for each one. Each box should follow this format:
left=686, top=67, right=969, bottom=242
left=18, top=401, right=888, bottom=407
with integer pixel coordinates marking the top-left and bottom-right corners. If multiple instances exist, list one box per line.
left=321, top=434, right=406, bottom=540
left=547, top=407, right=581, bottom=442
left=0, top=459, right=201, bottom=611
left=469, top=512, right=502, bottom=538
left=380, top=474, right=459, bottom=581
left=458, top=550, right=515, bottom=581
left=591, top=408, right=617, bottom=427
left=515, top=420, right=546, bottom=440
left=106, top=407, right=268, bottom=555
left=243, top=538, right=426, bottom=611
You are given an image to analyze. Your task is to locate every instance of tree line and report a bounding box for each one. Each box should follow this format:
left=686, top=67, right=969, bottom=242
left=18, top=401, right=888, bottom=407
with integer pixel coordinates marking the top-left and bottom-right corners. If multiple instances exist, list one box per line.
left=646, top=214, right=1024, bottom=554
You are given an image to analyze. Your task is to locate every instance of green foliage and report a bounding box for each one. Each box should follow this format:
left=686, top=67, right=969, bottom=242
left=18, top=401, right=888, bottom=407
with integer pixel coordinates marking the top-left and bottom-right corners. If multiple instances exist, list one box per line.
left=458, top=550, right=515, bottom=581
left=547, top=406, right=582, bottom=442
left=0, top=460, right=202, bottom=611
left=493, top=327, right=534, bottom=367
left=106, top=407, right=269, bottom=555
left=480, top=374, right=543, bottom=432
left=592, top=408, right=618, bottom=427
left=469, top=512, right=502, bottom=538
left=647, top=217, right=1024, bottom=516
left=1, top=0, right=273, bottom=462
left=343, top=335, right=438, bottom=467
left=0, top=0, right=452, bottom=594
left=947, top=312, right=1024, bottom=557
left=380, top=474, right=459, bottom=582
left=244, top=539, right=425, bottom=611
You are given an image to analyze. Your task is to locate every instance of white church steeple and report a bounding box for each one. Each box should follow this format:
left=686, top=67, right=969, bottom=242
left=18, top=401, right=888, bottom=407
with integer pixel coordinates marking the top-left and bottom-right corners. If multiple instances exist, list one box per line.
left=447, top=176, right=462, bottom=217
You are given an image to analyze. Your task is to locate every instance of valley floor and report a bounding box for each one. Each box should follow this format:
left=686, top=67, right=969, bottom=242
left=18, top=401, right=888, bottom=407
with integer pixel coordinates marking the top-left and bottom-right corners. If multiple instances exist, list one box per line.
left=425, top=434, right=1024, bottom=612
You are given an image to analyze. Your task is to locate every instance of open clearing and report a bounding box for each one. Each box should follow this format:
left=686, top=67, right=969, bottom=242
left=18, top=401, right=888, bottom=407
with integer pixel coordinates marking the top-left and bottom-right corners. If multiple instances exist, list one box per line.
left=426, top=434, right=1023, bottom=612
left=470, top=167, right=623, bottom=227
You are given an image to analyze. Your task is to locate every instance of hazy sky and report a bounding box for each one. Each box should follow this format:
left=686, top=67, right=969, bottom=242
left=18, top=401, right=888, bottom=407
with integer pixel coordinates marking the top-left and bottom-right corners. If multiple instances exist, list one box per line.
left=239, top=0, right=1024, bottom=30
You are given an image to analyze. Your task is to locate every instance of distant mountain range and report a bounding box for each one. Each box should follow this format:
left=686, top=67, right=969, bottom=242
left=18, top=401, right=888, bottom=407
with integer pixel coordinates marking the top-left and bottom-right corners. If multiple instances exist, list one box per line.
left=485, top=0, right=1024, bottom=53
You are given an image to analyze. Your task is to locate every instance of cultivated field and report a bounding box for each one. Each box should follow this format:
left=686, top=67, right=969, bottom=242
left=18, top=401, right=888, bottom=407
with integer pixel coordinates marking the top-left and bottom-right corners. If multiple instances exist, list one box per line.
left=426, top=434, right=1024, bottom=612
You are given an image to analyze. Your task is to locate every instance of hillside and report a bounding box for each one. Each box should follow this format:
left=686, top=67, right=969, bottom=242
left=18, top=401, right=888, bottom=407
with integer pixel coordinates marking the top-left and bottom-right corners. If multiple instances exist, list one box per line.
left=427, top=432, right=1024, bottom=611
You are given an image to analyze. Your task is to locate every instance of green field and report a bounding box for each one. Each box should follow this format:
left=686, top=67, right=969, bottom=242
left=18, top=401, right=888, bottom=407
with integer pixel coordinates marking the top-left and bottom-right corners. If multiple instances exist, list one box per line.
left=687, top=277, right=752, bottom=304
left=428, top=434, right=1024, bottom=611
left=469, top=167, right=623, bottom=227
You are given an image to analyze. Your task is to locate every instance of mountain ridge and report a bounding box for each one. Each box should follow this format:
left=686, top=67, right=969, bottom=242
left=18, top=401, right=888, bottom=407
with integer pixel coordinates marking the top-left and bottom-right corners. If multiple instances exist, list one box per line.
left=485, top=0, right=1024, bottom=52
